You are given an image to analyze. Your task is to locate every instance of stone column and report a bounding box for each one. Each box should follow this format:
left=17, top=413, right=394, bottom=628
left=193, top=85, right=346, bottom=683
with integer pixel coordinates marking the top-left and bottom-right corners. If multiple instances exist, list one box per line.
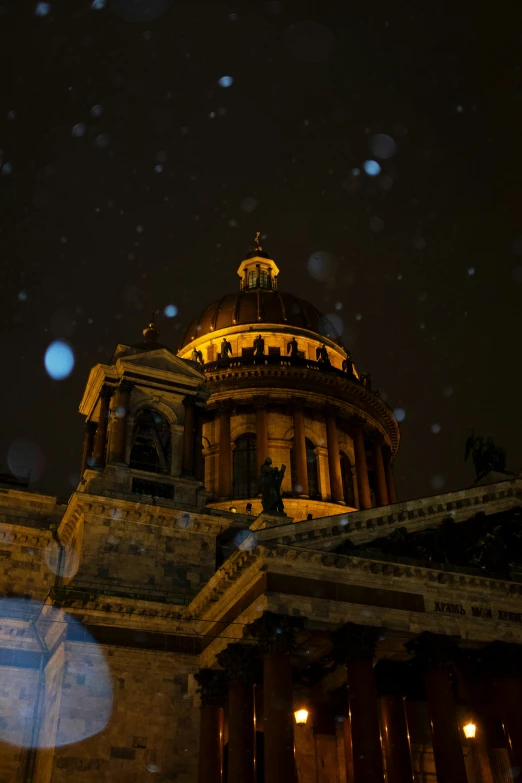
left=194, top=407, right=205, bottom=483
left=254, top=397, right=269, bottom=475
left=194, top=670, right=227, bottom=783
left=218, top=403, right=232, bottom=499
left=216, top=644, right=260, bottom=783
left=325, top=407, right=344, bottom=503
left=332, top=623, right=385, bottom=783
left=487, top=642, right=522, bottom=773
left=383, top=447, right=397, bottom=504
left=246, top=612, right=305, bottom=783
left=292, top=404, right=309, bottom=497
left=406, top=633, right=468, bottom=783
left=343, top=712, right=355, bottom=783
left=372, top=438, right=389, bottom=507
left=92, top=386, right=113, bottom=468
left=108, top=381, right=132, bottom=464
left=182, top=397, right=196, bottom=476
left=375, top=661, right=414, bottom=783
left=80, top=420, right=97, bottom=476
left=352, top=424, right=371, bottom=510
left=32, top=642, right=65, bottom=783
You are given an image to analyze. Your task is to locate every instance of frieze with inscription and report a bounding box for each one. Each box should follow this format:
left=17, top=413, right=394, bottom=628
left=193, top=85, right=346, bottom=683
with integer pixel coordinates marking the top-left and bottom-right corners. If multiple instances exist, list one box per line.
left=431, top=601, right=522, bottom=624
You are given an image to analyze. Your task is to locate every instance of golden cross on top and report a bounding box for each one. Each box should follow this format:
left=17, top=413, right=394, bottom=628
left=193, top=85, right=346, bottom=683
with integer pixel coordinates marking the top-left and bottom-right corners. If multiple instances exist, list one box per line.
left=255, top=231, right=263, bottom=252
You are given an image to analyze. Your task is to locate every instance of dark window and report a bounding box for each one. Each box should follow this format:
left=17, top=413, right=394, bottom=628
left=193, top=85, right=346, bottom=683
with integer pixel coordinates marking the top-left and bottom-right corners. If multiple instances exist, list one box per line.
left=248, top=270, right=257, bottom=288
left=340, top=453, right=356, bottom=507
left=233, top=433, right=258, bottom=499
left=259, top=270, right=269, bottom=288
left=290, top=438, right=319, bottom=497
left=132, top=478, right=174, bottom=499
left=129, top=409, right=171, bottom=474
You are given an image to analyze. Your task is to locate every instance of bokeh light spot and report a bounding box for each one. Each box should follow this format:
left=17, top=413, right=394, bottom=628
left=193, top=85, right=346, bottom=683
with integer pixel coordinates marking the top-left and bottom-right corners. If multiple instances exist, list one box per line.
left=164, top=304, right=178, bottom=318
left=307, top=251, right=339, bottom=282
left=370, top=133, right=397, bottom=159
left=363, top=160, right=381, bottom=176
left=218, top=76, right=233, bottom=88
left=394, top=408, right=406, bottom=422
left=35, top=2, right=51, bottom=16
left=7, top=439, right=45, bottom=483
left=431, top=423, right=441, bottom=434
left=72, top=123, right=86, bottom=138
left=44, top=340, right=75, bottom=380
left=241, top=197, right=258, bottom=213
left=468, top=267, right=475, bottom=276
left=431, top=474, right=446, bottom=490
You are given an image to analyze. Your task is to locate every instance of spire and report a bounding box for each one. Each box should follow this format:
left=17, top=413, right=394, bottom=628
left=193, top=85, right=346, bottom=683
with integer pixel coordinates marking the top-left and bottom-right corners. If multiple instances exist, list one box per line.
left=254, top=231, right=263, bottom=252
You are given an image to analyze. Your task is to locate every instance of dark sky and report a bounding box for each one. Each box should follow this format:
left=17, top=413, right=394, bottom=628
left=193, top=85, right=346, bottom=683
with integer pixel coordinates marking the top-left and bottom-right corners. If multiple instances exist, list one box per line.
left=2, top=0, right=522, bottom=502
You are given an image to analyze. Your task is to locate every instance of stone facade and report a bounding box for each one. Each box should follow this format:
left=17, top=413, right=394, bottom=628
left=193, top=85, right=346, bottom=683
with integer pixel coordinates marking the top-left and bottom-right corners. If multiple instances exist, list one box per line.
left=1, top=246, right=521, bottom=783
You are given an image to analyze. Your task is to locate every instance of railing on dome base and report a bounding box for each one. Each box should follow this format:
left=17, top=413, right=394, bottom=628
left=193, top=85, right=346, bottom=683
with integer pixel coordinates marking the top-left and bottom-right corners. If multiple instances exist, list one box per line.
left=203, top=353, right=362, bottom=383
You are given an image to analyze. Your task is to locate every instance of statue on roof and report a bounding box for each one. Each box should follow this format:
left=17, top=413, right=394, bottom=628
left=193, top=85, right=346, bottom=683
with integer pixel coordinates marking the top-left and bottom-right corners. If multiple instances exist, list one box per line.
left=257, top=457, right=286, bottom=514
left=253, top=334, right=265, bottom=356
left=254, top=231, right=263, bottom=252
left=465, top=433, right=507, bottom=480
left=316, top=344, right=330, bottom=365
left=221, top=338, right=233, bottom=358
left=287, top=336, right=299, bottom=358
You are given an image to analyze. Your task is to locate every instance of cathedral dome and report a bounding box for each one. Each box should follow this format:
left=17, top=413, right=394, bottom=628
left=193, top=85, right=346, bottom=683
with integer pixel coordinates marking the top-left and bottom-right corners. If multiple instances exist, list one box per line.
left=179, top=288, right=339, bottom=349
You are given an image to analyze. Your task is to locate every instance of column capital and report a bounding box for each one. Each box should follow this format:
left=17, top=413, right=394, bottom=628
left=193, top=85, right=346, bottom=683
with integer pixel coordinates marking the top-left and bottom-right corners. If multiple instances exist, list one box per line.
left=244, top=611, right=305, bottom=655
left=253, top=395, right=270, bottom=410
left=331, top=622, right=383, bottom=665
left=405, top=631, right=461, bottom=668
left=290, top=397, right=305, bottom=412
left=346, top=414, right=366, bottom=433
left=375, top=659, right=413, bottom=697
left=371, top=432, right=386, bottom=446
left=194, top=669, right=228, bottom=707
left=216, top=643, right=262, bottom=683
left=217, top=399, right=234, bottom=414
left=118, top=379, right=134, bottom=393
left=324, top=403, right=341, bottom=419
left=100, top=384, right=114, bottom=400
left=183, top=395, right=197, bottom=408
left=483, top=640, right=522, bottom=678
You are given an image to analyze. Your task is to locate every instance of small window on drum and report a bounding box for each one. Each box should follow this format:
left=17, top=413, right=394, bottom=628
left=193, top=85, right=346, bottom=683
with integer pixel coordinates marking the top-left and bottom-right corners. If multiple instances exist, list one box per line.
left=248, top=270, right=257, bottom=288
left=259, top=270, right=269, bottom=288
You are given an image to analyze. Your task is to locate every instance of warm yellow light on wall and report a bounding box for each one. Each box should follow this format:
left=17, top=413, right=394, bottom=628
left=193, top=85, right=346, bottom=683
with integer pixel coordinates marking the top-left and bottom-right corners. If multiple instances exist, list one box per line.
left=463, top=723, right=476, bottom=739
left=294, top=709, right=309, bottom=725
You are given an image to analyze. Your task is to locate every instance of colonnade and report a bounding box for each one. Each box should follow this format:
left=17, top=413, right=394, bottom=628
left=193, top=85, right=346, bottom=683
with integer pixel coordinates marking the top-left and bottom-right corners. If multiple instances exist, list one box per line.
left=197, top=618, right=522, bottom=783
left=217, top=401, right=396, bottom=508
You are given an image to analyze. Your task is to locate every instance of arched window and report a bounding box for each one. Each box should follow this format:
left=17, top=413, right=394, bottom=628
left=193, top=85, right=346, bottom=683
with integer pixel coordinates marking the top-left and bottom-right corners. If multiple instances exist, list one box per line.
left=290, top=438, right=319, bottom=498
left=248, top=270, right=257, bottom=288
left=340, top=452, right=356, bottom=508
left=233, top=434, right=257, bottom=499
left=129, top=409, right=171, bottom=474
left=259, top=270, right=269, bottom=288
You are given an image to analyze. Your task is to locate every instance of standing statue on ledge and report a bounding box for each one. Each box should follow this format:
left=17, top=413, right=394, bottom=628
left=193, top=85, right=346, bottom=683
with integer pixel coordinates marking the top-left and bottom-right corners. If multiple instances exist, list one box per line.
left=191, top=348, right=204, bottom=366
left=316, top=344, right=330, bottom=365
left=361, top=372, right=372, bottom=389
left=258, top=457, right=286, bottom=513
left=342, top=353, right=355, bottom=377
left=253, top=334, right=265, bottom=356
left=221, top=338, right=233, bottom=359
left=465, top=433, right=507, bottom=480
left=287, top=337, right=299, bottom=358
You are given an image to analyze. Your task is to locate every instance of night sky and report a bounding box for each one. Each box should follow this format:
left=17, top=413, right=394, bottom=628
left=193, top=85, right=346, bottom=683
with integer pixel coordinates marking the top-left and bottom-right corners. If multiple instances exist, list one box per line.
left=2, top=0, right=522, bottom=502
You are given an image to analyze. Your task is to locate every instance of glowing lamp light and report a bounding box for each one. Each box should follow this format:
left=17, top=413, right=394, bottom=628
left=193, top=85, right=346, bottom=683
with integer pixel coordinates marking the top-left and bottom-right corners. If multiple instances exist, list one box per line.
left=294, top=709, right=309, bottom=725
left=463, top=723, right=476, bottom=739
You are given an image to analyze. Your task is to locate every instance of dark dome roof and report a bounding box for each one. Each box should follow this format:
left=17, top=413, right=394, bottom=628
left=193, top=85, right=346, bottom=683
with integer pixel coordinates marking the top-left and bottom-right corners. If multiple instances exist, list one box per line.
left=179, top=289, right=339, bottom=349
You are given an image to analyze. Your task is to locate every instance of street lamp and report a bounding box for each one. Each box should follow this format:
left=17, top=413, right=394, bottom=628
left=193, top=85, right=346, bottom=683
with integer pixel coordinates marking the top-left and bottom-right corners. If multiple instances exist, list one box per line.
left=463, top=722, right=476, bottom=739
left=294, top=709, right=309, bottom=725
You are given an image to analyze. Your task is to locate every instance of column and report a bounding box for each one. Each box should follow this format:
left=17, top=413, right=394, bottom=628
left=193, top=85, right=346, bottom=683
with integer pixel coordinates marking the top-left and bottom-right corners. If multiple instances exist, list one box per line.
left=92, top=386, right=113, bottom=468
left=246, top=612, right=306, bottom=783
left=254, top=397, right=269, bottom=475
left=33, top=642, right=65, bottom=783
left=343, top=712, right=355, bottom=783
left=108, top=381, right=132, bottom=464
left=332, top=623, right=385, bottom=783
left=384, top=447, right=397, bottom=504
left=292, top=404, right=309, bottom=497
left=218, top=404, right=232, bottom=499
left=373, top=438, right=389, bottom=507
left=182, top=397, right=196, bottom=476
left=80, top=420, right=97, bottom=476
left=216, top=644, right=260, bottom=783
left=194, top=407, right=205, bottom=483
left=488, top=642, right=522, bottom=772
left=194, top=670, right=227, bottom=783
left=325, top=407, right=344, bottom=503
left=375, top=661, right=414, bottom=783
left=406, top=633, right=469, bottom=783
left=352, top=424, right=371, bottom=510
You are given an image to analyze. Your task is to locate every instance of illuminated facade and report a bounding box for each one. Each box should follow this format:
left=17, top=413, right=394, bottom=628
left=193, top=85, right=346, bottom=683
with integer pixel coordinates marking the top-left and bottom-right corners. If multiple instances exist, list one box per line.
left=1, top=242, right=522, bottom=783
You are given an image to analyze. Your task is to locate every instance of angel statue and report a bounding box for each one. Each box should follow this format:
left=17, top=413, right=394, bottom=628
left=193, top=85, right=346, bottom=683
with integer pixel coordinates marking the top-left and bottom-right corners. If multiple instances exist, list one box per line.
left=257, top=458, right=286, bottom=514
left=465, top=432, right=507, bottom=480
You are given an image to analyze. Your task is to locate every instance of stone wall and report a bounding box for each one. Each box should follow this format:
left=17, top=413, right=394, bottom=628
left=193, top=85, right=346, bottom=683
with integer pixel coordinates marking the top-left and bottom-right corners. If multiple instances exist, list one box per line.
left=52, top=644, right=199, bottom=783
left=0, top=664, right=40, bottom=783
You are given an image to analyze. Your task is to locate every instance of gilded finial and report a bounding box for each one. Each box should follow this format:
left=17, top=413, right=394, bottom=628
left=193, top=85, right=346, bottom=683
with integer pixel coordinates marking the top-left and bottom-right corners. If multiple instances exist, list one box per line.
left=255, top=231, right=263, bottom=252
